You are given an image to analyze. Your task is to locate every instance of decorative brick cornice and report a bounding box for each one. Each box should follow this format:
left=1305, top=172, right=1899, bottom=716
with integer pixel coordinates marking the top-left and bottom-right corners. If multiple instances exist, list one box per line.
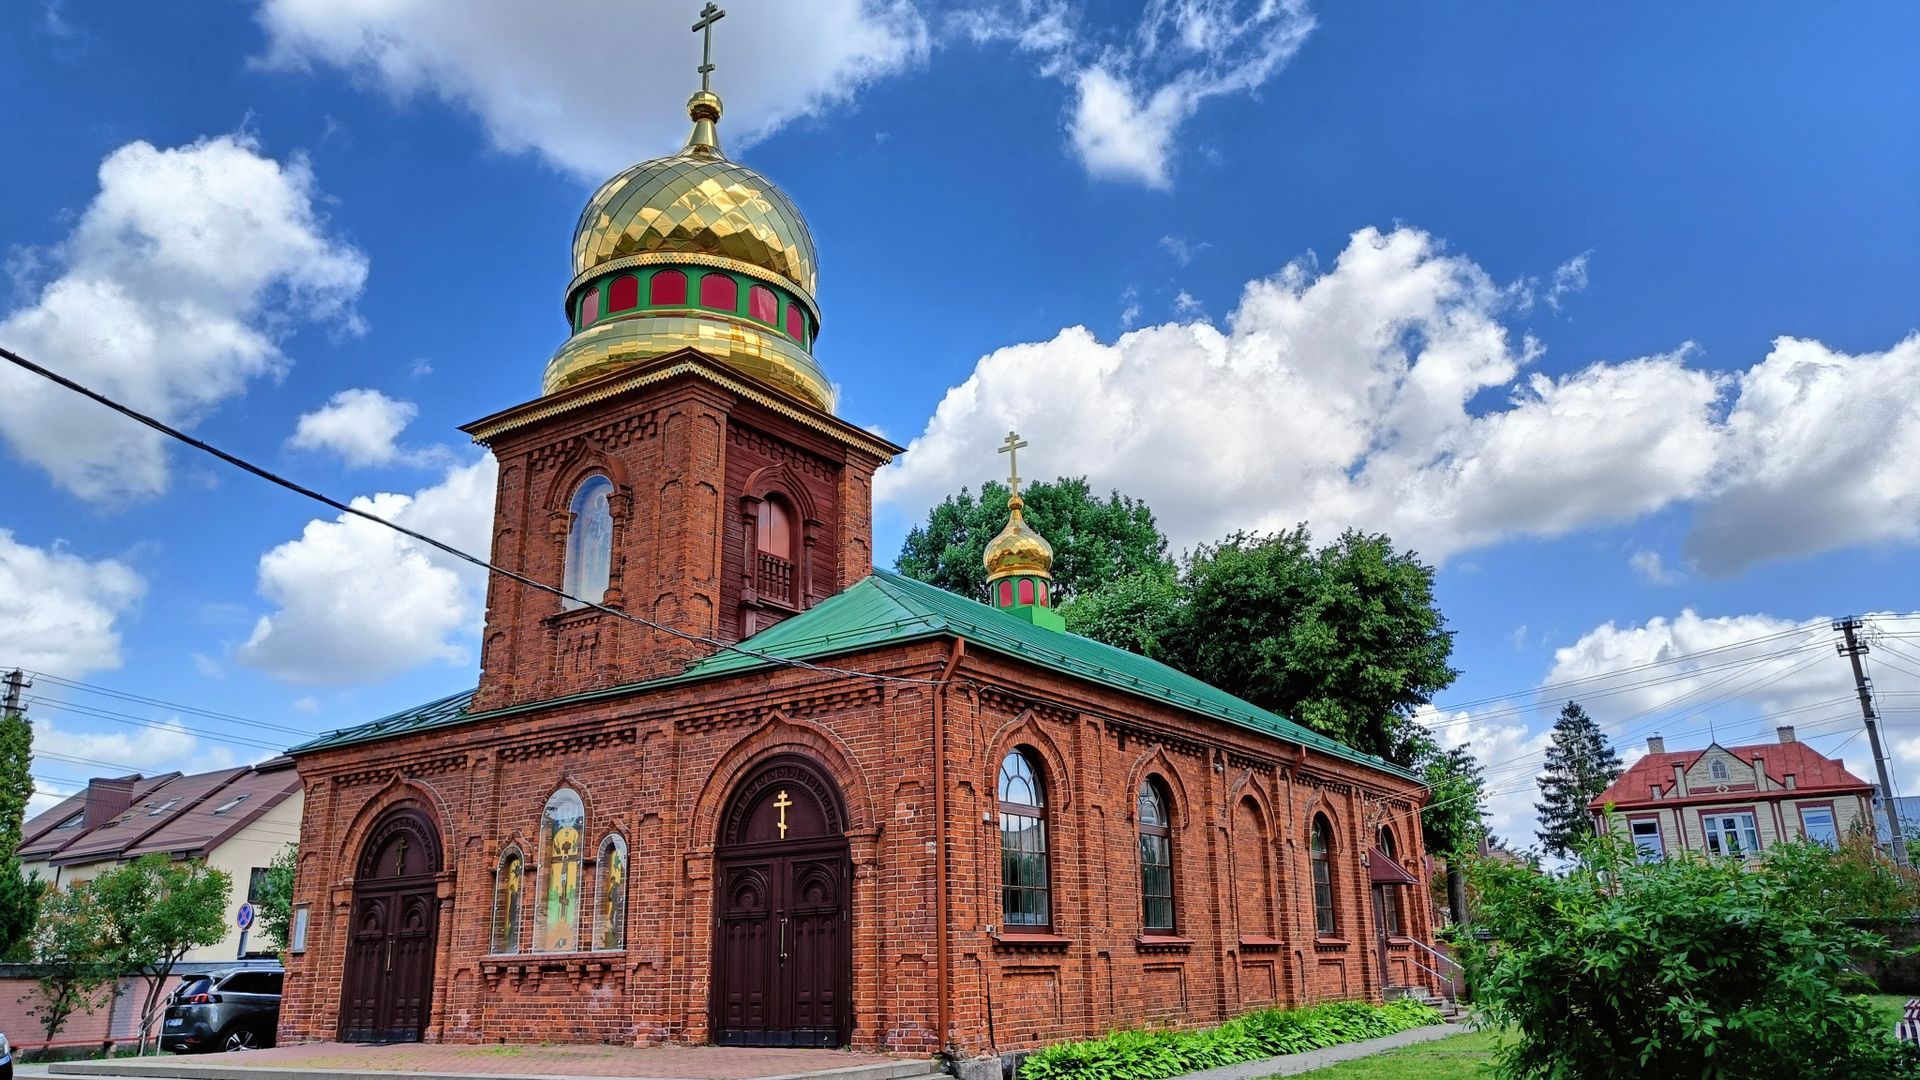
left=1109, top=719, right=1208, bottom=760
left=675, top=685, right=884, bottom=734
left=332, top=754, right=468, bottom=789
left=497, top=727, right=638, bottom=763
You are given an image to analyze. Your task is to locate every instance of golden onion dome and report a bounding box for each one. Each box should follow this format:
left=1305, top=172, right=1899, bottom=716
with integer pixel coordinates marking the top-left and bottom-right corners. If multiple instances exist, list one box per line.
left=544, top=91, right=832, bottom=412
left=984, top=495, right=1055, bottom=582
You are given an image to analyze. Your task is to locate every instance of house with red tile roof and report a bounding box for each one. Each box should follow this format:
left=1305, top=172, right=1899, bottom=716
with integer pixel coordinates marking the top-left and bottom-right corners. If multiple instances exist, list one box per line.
left=1588, top=726, right=1873, bottom=860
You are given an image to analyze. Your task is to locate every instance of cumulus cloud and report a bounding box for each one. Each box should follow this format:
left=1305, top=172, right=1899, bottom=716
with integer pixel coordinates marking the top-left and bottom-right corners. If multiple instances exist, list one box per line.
left=879, top=225, right=1722, bottom=561
left=960, top=0, right=1316, bottom=187
left=0, top=135, right=366, bottom=501
left=1417, top=704, right=1552, bottom=842
left=237, top=455, right=496, bottom=684
left=1629, top=549, right=1681, bottom=585
left=254, top=0, right=930, bottom=178
left=0, top=530, right=145, bottom=678
left=1687, top=334, right=1920, bottom=575
left=288, top=388, right=420, bottom=467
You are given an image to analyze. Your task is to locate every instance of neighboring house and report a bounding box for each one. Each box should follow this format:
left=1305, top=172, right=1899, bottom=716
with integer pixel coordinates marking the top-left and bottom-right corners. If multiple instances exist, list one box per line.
left=19, top=758, right=303, bottom=961
left=1588, top=726, right=1873, bottom=860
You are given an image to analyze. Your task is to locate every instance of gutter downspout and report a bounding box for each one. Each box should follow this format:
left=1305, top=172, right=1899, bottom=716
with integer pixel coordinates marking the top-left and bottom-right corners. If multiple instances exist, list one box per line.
left=934, top=637, right=967, bottom=1055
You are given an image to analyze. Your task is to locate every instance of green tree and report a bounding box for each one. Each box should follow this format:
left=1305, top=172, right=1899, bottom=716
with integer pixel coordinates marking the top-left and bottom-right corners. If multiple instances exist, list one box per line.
left=255, top=843, right=298, bottom=955
left=896, top=477, right=1172, bottom=603
left=1464, top=824, right=1918, bottom=1079
left=26, top=882, right=114, bottom=1046
left=1061, top=565, right=1183, bottom=654
left=1416, top=742, right=1487, bottom=926
left=0, top=708, right=39, bottom=960
left=1532, top=701, right=1622, bottom=858
left=91, top=853, right=232, bottom=1054
left=1157, top=528, right=1457, bottom=763
left=1761, top=825, right=1920, bottom=919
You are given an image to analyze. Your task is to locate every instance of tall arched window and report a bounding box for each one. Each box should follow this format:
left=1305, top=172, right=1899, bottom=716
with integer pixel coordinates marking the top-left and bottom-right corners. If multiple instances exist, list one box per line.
left=748, top=284, right=778, bottom=324
left=1311, top=815, right=1337, bottom=935
left=562, top=476, right=614, bottom=608
left=608, top=274, right=638, bottom=313
left=578, top=289, right=600, bottom=327
left=755, top=495, right=797, bottom=605
left=595, top=834, right=628, bottom=950
left=785, top=304, right=805, bottom=343
left=1138, top=777, right=1174, bottom=933
left=699, top=272, right=738, bottom=312
left=491, top=846, right=524, bottom=953
left=998, top=749, right=1051, bottom=929
left=1375, top=825, right=1401, bottom=936
left=650, top=269, right=687, bottom=305
left=534, top=788, right=585, bottom=952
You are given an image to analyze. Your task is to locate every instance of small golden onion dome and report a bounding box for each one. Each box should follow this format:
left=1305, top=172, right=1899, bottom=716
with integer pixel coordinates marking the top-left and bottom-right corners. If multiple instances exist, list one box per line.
left=984, top=495, right=1055, bottom=583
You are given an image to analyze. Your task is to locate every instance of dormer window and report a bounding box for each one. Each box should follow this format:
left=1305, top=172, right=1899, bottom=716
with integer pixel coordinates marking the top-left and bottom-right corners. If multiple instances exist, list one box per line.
left=54, top=812, right=83, bottom=830
left=211, top=795, right=249, bottom=815
left=1709, top=759, right=1730, bottom=782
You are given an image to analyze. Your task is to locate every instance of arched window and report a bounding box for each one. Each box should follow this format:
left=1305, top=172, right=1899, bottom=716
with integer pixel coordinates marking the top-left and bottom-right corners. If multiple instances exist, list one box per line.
left=562, top=476, right=614, bottom=608
left=748, top=284, right=778, bottom=324
left=1018, top=579, right=1035, bottom=605
left=1037, top=581, right=1050, bottom=606
left=1311, top=815, right=1337, bottom=935
left=534, top=788, right=585, bottom=952
left=998, top=749, right=1051, bottom=929
left=1709, top=758, right=1730, bottom=782
left=785, top=304, right=805, bottom=343
left=1138, top=777, right=1174, bottom=932
left=1375, top=825, right=1401, bottom=936
left=579, top=289, right=600, bottom=327
left=491, top=846, right=524, bottom=953
left=650, top=269, right=687, bottom=306
left=997, top=581, right=1014, bottom=607
left=595, top=834, right=628, bottom=951
left=608, top=274, right=638, bottom=313
left=699, top=272, right=738, bottom=312
left=755, top=495, right=797, bottom=605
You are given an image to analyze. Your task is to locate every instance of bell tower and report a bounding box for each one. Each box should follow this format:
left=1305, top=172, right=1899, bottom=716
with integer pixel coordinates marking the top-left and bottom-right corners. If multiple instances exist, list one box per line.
left=464, top=34, right=901, bottom=712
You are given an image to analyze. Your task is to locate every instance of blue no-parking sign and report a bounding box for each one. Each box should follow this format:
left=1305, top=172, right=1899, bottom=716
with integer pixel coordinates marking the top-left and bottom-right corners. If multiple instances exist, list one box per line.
left=236, top=902, right=255, bottom=930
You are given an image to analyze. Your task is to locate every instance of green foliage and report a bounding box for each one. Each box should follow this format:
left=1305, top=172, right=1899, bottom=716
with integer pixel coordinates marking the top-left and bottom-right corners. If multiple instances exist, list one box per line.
left=1418, top=743, right=1487, bottom=859
left=1531, top=701, right=1621, bottom=858
left=1463, top=823, right=1920, bottom=1079
left=91, top=853, right=233, bottom=1053
left=256, top=843, right=299, bottom=954
left=1761, top=827, right=1920, bottom=919
left=0, top=709, right=37, bottom=960
left=28, top=881, right=115, bottom=1045
left=895, top=477, right=1172, bottom=604
left=1156, top=527, right=1457, bottom=764
left=1016, top=999, right=1442, bottom=1080
left=1061, top=565, right=1183, bottom=654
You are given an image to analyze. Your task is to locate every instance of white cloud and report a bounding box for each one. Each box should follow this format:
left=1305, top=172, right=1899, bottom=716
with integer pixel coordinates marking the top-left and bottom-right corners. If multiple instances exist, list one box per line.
left=237, top=455, right=497, bottom=684
left=254, top=0, right=931, bottom=178
left=1628, top=549, right=1681, bottom=585
left=0, top=135, right=366, bottom=501
left=1159, top=234, right=1208, bottom=266
left=1686, top=334, right=1920, bottom=575
left=190, top=652, right=225, bottom=679
left=288, top=388, right=420, bottom=467
left=959, top=0, right=1316, bottom=187
left=1173, top=289, right=1203, bottom=315
left=0, top=530, right=145, bottom=678
left=1545, top=250, right=1591, bottom=311
left=1417, top=704, right=1552, bottom=843
left=879, top=225, right=1722, bottom=561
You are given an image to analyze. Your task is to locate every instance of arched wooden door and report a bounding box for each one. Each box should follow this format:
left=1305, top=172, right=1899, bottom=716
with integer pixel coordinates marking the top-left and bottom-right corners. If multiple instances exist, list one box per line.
left=340, top=807, right=443, bottom=1043
left=711, top=756, right=851, bottom=1048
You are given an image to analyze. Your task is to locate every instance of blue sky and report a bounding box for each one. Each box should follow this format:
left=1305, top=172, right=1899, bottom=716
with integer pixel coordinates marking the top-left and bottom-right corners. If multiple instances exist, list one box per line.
left=3, top=1, right=1917, bottom=841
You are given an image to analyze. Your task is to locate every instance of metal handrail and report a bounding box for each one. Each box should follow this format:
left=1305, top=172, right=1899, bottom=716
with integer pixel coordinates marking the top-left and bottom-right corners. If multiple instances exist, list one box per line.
left=1407, top=935, right=1465, bottom=973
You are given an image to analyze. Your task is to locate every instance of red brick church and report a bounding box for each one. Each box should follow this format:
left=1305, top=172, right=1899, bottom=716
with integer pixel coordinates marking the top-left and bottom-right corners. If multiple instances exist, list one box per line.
left=278, top=33, right=1440, bottom=1062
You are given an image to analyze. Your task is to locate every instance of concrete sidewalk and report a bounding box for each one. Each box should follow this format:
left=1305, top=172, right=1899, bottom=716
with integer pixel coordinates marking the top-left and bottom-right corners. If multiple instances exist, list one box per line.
left=1175, top=1022, right=1469, bottom=1079
left=39, top=1041, right=940, bottom=1080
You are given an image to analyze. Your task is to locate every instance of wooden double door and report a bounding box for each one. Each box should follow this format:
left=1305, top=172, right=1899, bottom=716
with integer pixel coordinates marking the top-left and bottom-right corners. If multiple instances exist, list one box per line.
left=340, top=807, right=442, bottom=1043
left=711, top=756, right=852, bottom=1048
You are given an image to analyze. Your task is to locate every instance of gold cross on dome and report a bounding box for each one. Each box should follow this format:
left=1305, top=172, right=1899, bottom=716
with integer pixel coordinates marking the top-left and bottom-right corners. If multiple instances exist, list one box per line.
left=692, top=3, right=727, bottom=92
left=772, top=789, right=793, bottom=839
left=998, top=430, right=1028, bottom=498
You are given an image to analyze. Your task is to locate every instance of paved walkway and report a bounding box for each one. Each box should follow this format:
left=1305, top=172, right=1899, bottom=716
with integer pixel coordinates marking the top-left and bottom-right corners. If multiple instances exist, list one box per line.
left=40, top=1042, right=936, bottom=1080
left=1175, top=1023, right=1469, bottom=1079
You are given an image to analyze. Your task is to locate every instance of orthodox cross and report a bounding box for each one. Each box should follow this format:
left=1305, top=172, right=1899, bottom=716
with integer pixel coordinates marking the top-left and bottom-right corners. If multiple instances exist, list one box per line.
left=394, top=835, right=409, bottom=876
left=773, top=789, right=793, bottom=839
left=998, top=430, right=1028, bottom=499
left=692, top=3, right=727, bottom=92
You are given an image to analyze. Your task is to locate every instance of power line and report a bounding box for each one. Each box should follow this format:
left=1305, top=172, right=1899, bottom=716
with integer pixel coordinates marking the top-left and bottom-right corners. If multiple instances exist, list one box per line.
left=0, top=344, right=946, bottom=690
left=22, top=670, right=309, bottom=736
left=25, top=696, right=291, bottom=755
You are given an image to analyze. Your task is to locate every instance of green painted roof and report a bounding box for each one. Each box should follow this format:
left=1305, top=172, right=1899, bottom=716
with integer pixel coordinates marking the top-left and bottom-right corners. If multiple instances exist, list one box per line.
left=291, top=570, right=1415, bottom=783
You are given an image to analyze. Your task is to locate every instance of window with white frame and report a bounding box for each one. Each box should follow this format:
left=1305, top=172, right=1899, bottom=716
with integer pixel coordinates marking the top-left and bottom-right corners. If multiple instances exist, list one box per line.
left=1799, top=805, right=1838, bottom=847
left=1708, top=758, right=1730, bottom=782
left=1702, top=811, right=1760, bottom=857
left=1629, top=819, right=1663, bottom=861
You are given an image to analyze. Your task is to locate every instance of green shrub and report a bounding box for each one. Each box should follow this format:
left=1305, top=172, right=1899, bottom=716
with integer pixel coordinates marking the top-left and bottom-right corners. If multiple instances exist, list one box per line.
left=1016, top=998, right=1442, bottom=1080
left=1463, top=820, right=1920, bottom=1079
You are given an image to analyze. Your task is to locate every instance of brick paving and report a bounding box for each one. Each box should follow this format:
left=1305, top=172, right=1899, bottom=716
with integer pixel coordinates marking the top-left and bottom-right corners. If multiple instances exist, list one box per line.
left=99, top=1041, right=920, bottom=1078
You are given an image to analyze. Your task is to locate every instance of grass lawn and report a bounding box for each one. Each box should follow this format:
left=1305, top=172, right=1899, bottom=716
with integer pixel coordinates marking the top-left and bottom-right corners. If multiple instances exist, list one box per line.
left=1272, top=1028, right=1500, bottom=1079
left=1867, top=993, right=1910, bottom=1029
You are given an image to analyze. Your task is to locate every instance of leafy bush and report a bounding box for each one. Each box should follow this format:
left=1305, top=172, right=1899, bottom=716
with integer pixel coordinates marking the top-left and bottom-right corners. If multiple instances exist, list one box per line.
left=1016, top=998, right=1441, bottom=1080
left=1463, top=821, right=1920, bottom=1079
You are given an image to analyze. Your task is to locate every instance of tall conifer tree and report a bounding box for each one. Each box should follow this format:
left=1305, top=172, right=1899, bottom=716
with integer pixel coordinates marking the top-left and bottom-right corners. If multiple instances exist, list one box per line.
left=0, top=706, right=39, bottom=960
left=1534, top=700, right=1623, bottom=858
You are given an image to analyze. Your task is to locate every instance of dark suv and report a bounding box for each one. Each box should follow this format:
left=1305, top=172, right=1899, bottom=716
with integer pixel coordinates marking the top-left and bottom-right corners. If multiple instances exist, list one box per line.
left=160, top=968, right=283, bottom=1053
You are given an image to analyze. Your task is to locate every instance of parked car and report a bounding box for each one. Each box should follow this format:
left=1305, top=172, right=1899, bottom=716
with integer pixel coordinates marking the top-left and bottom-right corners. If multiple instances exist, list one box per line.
left=0, top=1028, right=13, bottom=1079
left=160, top=968, right=284, bottom=1053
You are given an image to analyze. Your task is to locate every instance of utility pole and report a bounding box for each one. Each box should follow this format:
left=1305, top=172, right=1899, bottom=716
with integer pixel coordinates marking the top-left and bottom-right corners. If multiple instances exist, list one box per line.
left=1, top=669, right=26, bottom=719
left=1835, top=617, right=1908, bottom=866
